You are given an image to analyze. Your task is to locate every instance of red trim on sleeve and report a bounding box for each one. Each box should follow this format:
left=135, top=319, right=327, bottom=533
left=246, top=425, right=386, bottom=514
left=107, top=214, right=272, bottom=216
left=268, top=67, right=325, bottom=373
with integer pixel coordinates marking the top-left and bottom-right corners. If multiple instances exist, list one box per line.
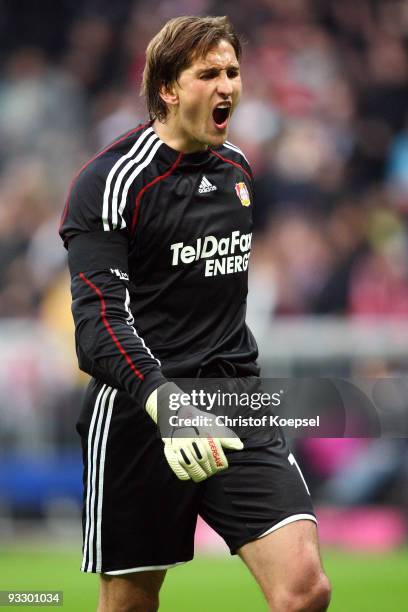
left=59, top=122, right=150, bottom=232
left=209, top=149, right=251, bottom=181
left=79, top=272, right=145, bottom=381
left=131, top=152, right=184, bottom=233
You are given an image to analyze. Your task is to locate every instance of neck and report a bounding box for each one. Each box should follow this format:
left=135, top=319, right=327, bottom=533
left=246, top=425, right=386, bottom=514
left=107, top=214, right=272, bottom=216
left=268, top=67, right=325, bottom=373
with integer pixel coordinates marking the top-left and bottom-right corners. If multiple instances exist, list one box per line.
left=152, top=118, right=208, bottom=154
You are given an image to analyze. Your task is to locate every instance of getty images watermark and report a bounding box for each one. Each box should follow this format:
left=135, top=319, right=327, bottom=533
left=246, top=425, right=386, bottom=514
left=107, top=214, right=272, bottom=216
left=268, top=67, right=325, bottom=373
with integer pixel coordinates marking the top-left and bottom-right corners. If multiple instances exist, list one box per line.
left=168, top=388, right=282, bottom=410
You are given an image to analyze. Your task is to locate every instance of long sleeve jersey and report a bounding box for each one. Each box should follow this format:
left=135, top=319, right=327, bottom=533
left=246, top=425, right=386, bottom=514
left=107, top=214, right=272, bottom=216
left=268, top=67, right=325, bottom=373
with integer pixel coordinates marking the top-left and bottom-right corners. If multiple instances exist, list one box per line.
left=59, top=121, right=259, bottom=409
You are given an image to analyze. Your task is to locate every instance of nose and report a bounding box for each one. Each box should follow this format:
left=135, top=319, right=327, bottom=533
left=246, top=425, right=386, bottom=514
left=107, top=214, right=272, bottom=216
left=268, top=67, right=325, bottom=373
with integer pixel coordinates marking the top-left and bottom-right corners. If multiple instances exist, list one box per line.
left=217, top=71, right=234, bottom=96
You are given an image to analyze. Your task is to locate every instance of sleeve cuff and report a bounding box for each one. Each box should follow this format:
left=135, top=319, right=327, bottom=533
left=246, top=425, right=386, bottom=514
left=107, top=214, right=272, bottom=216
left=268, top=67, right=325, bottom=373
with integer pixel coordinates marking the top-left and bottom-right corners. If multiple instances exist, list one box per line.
left=137, top=369, right=168, bottom=410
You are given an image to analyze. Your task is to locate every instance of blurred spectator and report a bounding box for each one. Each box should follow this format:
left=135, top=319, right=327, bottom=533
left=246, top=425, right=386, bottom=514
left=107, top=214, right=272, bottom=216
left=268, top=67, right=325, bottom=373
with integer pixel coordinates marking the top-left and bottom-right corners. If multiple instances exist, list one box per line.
left=0, top=47, right=86, bottom=175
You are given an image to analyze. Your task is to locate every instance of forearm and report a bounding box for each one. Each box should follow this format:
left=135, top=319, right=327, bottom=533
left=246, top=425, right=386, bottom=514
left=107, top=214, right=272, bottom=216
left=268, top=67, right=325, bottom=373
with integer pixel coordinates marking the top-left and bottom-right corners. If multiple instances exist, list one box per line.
left=68, top=232, right=167, bottom=408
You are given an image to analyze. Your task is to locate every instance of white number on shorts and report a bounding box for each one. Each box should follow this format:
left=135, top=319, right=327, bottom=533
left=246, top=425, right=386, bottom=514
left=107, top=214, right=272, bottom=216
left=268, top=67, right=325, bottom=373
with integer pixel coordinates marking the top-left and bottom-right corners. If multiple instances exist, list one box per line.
left=288, top=452, right=310, bottom=495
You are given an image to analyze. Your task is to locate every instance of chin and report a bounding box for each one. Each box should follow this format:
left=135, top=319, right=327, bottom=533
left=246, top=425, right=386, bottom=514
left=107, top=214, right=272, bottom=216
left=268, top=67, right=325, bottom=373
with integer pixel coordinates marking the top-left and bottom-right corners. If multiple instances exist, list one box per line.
left=206, top=131, right=228, bottom=147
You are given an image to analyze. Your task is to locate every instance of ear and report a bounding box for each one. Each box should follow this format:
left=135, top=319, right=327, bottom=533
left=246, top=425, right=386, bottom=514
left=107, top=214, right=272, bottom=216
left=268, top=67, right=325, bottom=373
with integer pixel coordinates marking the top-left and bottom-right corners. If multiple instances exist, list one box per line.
left=159, top=82, right=179, bottom=108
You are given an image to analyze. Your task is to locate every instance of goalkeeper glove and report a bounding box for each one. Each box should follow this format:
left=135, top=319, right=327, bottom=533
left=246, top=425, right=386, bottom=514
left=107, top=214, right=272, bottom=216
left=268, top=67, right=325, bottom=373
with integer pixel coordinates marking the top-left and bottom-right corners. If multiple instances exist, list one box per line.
left=145, top=381, right=243, bottom=483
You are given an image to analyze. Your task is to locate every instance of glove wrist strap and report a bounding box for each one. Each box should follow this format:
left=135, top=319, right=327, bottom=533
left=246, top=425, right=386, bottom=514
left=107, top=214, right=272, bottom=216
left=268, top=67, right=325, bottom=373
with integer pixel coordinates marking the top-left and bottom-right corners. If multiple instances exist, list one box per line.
left=145, top=388, right=158, bottom=423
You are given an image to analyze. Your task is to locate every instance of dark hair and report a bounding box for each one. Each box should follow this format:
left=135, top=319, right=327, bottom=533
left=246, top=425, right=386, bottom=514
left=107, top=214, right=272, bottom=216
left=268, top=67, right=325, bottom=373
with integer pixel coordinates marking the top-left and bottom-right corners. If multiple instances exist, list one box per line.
left=141, top=15, right=242, bottom=121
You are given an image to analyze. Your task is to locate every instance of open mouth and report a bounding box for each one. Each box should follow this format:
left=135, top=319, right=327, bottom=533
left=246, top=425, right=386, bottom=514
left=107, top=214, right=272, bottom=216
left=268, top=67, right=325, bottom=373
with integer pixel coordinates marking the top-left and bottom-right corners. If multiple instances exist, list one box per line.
left=212, top=104, right=231, bottom=129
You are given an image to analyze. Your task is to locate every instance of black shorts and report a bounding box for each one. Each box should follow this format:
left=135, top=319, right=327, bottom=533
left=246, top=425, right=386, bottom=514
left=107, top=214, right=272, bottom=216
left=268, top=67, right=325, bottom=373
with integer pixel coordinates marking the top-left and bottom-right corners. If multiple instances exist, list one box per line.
left=77, top=378, right=316, bottom=574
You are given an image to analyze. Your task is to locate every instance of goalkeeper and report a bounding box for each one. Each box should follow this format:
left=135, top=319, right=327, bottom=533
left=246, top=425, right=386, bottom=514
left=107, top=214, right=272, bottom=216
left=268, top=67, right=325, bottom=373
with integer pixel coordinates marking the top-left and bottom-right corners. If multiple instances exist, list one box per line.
left=60, top=14, right=331, bottom=612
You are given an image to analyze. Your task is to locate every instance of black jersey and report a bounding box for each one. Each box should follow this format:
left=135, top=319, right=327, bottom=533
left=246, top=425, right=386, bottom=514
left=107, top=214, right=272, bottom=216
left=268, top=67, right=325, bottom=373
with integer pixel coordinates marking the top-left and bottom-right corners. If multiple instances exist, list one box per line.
left=60, top=121, right=259, bottom=408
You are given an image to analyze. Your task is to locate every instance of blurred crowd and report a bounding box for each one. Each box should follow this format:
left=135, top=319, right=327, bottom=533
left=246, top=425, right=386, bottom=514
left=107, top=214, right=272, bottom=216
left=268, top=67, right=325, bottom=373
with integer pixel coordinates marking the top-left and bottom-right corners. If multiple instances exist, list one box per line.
left=1, top=0, right=408, bottom=320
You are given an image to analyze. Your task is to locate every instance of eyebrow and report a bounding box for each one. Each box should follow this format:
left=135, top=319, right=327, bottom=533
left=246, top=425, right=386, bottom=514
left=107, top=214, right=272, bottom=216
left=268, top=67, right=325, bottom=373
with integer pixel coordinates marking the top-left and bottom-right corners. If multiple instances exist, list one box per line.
left=196, top=64, right=240, bottom=75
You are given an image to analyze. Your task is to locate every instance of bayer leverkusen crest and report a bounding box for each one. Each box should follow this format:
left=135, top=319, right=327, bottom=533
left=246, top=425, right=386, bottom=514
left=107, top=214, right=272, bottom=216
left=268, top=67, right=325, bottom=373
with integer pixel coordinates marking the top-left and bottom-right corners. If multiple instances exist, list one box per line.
left=235, top=182, right=251, bottom=207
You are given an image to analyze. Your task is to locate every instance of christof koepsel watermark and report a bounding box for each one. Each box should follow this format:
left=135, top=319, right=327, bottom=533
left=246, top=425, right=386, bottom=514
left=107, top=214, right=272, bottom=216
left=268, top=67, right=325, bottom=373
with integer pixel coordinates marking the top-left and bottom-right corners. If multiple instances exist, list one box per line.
left=169, top=414, right=320, bottom=429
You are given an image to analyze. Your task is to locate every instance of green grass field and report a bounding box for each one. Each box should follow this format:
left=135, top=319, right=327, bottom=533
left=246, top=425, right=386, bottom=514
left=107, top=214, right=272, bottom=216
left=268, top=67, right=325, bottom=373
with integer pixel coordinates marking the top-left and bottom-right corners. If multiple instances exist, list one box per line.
left=0, top=548, right=407, bottom=611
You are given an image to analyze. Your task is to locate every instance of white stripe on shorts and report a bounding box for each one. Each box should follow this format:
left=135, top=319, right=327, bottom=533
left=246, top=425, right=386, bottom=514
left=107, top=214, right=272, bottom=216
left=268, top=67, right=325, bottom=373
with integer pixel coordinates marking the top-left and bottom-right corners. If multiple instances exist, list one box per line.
left=96, top=388, right=117, bottom=571
left=258, top=514, right=318, bottom=540
left=82, top=385, right=116, bottom=572
left=104, top=561, right=187, bottom=575
left=81, top=383, right=106, bottom=571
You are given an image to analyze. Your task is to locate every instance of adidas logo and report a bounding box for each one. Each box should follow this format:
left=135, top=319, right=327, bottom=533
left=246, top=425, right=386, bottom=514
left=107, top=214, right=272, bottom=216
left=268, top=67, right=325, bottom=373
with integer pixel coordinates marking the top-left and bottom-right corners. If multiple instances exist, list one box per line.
left=198, top=176, right=217, bottom=194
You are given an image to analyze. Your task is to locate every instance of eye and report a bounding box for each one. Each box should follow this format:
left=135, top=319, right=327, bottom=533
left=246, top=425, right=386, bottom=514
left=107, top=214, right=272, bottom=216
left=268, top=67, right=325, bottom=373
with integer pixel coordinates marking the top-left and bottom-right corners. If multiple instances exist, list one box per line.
left=227, top=68, right=240, bottom=78
left=199, top=71, right=217, bottom=80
